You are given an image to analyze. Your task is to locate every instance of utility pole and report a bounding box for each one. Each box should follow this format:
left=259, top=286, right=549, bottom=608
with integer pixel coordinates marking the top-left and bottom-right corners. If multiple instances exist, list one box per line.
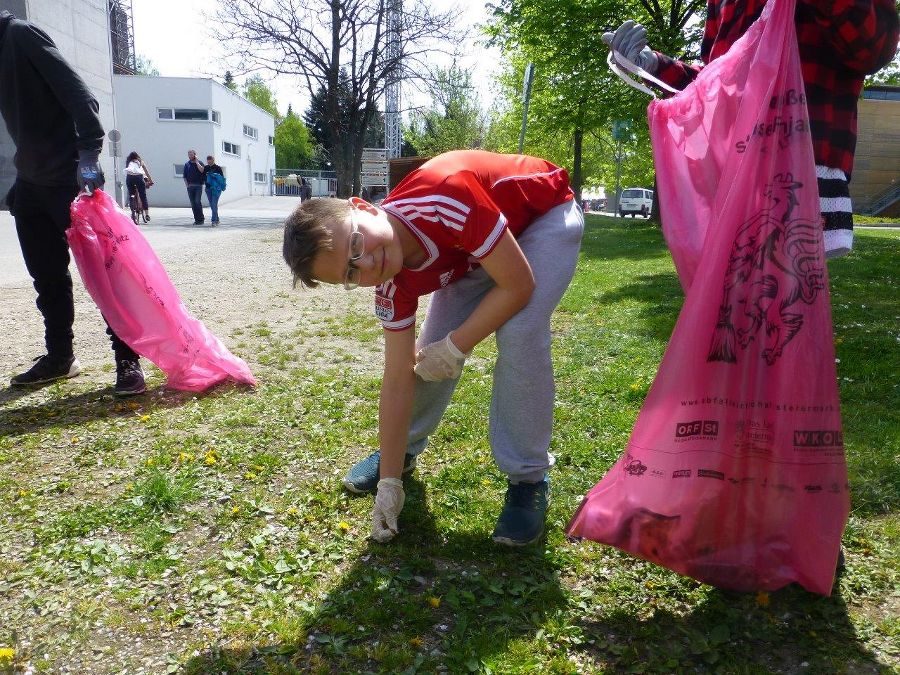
left=384, top=0, right=402, bottom=161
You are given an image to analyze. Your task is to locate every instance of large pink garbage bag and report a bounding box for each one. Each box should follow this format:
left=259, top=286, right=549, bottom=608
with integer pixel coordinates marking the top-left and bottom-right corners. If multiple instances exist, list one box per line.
left=67, top=189, right=256, bottom=392
left=568, top=0, right=848, bottom=595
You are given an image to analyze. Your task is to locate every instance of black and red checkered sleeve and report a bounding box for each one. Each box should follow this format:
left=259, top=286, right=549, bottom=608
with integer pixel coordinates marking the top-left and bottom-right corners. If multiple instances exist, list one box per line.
left=802, top=0, right=899, bottom=75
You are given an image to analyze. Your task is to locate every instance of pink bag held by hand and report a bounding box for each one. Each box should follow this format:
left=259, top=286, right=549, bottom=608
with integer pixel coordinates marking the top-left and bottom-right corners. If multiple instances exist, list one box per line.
left=68, top=189, right=257, bottom=392
left=568, top=0, right=848, bottom=595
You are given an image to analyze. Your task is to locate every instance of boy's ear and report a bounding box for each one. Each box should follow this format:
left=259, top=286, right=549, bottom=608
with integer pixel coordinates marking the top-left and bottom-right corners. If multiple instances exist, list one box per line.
left=348, top=196, right=378, bottom=216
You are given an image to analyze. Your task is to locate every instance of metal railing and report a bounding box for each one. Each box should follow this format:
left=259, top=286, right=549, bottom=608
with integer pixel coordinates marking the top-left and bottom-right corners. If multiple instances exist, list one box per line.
left=271, top=169, right=337, bottom=198
left=863, top=182, right=900, bottom=215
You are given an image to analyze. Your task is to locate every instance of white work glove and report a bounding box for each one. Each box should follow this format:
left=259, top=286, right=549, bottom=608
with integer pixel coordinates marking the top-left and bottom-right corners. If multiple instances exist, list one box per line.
left=602, top=20, right=659, bottom=74
left=371, top=477, right=405, bottom=543
left=414, top=333, right=468, bottom=382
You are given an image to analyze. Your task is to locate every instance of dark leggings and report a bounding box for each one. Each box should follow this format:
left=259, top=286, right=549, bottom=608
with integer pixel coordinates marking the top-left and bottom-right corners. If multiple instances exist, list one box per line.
left=126, top=174, right=148, bottom=210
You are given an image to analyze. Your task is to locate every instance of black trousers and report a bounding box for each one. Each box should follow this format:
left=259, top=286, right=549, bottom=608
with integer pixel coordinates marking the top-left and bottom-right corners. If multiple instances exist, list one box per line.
left=9, top=179, right=139, bottom=362
left=186, top=184, right=204, bottom=223
left=126, top=174, right=149, bottom=210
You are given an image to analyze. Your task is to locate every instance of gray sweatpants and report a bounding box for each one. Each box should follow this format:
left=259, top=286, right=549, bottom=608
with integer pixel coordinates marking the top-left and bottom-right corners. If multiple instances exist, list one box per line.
left=405, top=200, right=584, bottom=483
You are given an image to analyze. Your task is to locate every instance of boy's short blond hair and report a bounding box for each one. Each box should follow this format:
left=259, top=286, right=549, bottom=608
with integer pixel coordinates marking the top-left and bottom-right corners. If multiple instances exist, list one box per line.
left=282, top=198, right=351, bottom=288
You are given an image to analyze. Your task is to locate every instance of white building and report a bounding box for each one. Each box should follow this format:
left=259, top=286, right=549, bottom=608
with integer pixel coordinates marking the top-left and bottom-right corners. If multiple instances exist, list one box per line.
left=112, top=75, right=276, bottom=207
left=1, top=0, right=116, bottom=203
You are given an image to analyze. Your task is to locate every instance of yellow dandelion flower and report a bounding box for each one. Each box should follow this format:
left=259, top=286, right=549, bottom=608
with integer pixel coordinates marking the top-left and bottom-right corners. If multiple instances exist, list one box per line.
left=630, top=383, right=641, bottom=391
left=18, top=489, right=29, bottom=498
left=124, top=483, right=134, bottom=492
left=205, top=455, right=217, bottom=466
left=145, top=458, right=155, bottom=467
left=254, top=465, right=264, bottom=472
left=178, top=452, right=189, bottom=462
left=71, top=436, right=79, bottom=444
left=231, top=506, right=240, bottom=515
left=140, top=414, right=150, bottom=422
left=338, top=521, right=351, bottom=532
left=835, top=337, right=844, bottom=345
left=0, top=647, right=14, bottom=660
left=755, top=591, right=770, bottom=608
left=409, top=637, right=424, bottom=648
left=427, top=596, right=441, bottom=608
left=286, top=507, right=299, bottom=516
left=245, top=472, right=257, bottom=480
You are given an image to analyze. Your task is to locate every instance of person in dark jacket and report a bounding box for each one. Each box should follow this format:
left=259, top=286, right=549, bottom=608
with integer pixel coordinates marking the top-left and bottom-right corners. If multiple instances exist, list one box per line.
left=204, top=154, right=225, bottom=226
left=183, top=149, right=205, bottom=224
left=0, top=10, right=145, bottom=394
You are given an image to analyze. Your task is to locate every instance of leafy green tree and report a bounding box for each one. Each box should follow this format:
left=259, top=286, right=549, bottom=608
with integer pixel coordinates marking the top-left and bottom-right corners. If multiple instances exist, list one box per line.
left=486, top=0, right=703, bottom=199
left=134, top=54, right=159, bottom=76
left=223, top=71, right=238, bottom=92
left=405, top=63, right=484, bottom=156
left=275, top=105, right=316, bottom=170
left=243, top=74, right=280, bottom=121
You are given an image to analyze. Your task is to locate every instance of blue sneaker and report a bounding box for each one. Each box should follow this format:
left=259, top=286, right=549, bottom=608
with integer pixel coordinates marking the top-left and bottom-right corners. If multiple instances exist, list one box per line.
left=342, top=450, right=417, bottom=494
left=492, top=479, right=549, bottom=546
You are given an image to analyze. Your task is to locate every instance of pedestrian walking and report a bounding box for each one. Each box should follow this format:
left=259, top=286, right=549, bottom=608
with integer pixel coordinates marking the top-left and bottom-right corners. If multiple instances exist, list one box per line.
left=124, top=151, right=152, bottom=223
left=204, top=155, right=225, bottom=226
left=183, top=149, right=205, bottom=224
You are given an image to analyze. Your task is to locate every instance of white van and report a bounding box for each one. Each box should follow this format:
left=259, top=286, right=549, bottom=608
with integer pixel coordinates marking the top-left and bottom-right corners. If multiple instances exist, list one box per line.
left=619, top=187, right=654, bottom=217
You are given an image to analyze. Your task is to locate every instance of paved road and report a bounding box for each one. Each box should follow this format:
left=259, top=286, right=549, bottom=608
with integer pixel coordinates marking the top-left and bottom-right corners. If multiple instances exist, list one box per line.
left=0, top=195, right=301, bottom=286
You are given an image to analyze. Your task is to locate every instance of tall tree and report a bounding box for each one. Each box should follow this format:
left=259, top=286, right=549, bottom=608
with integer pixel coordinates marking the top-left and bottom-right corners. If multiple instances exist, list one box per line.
left=134, top=54, right=159, bottom=76
left=223, top=71, right=238, bottom=91
left=486, top=0, right=704, bottom=199
left=404, top=62, right=484, bottom=156
left=215, top=0, right=463, bottom=196
left=243, top=74, right=281, bottom=120
left=276, top=105, right=316, bottom=169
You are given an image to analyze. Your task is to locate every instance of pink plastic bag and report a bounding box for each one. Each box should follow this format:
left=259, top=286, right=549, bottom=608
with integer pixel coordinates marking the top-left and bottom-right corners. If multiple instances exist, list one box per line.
left=568, top=0, right=848, bottom=595
left=67, top=189, right=256, bottom=392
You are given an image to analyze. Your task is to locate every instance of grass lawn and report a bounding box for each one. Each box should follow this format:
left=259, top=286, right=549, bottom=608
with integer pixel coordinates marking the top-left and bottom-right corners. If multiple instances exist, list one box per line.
left=1, top=216, right=897, bottom=674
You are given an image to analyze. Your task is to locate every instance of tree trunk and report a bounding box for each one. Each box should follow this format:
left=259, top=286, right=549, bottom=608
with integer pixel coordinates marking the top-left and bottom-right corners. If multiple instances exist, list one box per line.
left=572, top=126, right=584, bottom=204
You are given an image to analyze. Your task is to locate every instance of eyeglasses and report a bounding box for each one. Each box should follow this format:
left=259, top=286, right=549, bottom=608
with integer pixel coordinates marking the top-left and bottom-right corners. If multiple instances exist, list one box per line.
left=343, top=206, right=365, bottom=290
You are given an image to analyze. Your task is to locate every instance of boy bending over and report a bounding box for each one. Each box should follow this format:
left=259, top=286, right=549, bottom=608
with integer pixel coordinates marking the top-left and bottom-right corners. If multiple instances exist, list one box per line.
left=283, top=150, right=583, bottom=545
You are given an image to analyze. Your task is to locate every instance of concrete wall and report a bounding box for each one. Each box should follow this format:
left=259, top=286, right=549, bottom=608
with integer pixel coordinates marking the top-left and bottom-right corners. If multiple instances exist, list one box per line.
left=113, top=75, right=276, bottom=207
left=0, top=0, right=115, bottom=206
left=851, top=93, right=900, bottom=215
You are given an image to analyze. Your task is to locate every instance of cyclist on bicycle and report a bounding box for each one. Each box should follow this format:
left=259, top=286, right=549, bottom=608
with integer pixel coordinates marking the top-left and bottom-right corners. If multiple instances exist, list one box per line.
left=124, top=151, right=152, bottom=223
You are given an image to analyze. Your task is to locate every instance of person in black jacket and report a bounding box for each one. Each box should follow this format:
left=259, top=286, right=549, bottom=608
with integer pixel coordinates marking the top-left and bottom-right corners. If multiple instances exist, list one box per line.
left=0, top=10, right=145, bottom=395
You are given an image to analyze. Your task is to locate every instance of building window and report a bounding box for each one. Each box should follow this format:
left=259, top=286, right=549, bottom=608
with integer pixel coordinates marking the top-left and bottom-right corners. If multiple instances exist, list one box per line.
left=268, top=135, right=275, bottom=146
left=211, top=110, right=221, bottom=124
left=222, top=141, right=240, bottom=157
left=253, top=172, right=267, bottom=183
left=243, top=124, right=259, bottom=140
left=174, top=163, right=184, bottom=177
left=158, top=108, right=213, bottom=122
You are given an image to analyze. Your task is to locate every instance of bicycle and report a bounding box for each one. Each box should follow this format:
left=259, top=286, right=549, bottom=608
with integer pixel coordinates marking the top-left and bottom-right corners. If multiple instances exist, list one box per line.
left=128, top=182, right=147, bottom=225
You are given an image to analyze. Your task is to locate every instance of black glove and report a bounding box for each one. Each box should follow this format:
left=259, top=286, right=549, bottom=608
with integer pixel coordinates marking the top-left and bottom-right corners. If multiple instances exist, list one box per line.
left=77, top=150, right=105, bottom=195
left=3, top=184, right=15, bottom=214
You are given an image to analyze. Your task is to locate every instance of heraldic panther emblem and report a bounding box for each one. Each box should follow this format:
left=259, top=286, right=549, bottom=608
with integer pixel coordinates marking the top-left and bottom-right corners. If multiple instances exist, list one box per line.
left=708, top=173, right=825, bottom=366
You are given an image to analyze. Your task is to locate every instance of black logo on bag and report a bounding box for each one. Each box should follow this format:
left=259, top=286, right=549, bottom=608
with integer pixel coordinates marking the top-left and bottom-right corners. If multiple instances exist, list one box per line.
left=623, top=455, right=647, bottom=476
left=698, top=469, right=725, bottom=481
left=675, top=420, right=719, bottom=441
left=708, top=174, right=824, bottom=366
left=793, top=430, right=843, bottom=448
left=672, top=469, right=692, bottom=478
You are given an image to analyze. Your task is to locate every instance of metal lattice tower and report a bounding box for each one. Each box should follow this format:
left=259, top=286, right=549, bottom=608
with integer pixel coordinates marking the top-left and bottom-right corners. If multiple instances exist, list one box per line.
left=384, top=0, right=402, bottom=159
left=108, top=0, right=136, bottom=75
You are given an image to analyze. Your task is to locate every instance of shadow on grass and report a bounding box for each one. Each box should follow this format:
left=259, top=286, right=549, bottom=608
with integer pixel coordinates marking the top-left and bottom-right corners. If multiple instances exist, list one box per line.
left=572, top=569, right=881, bottom=672
left=596, top=270, right=683, bottom=342
left=179, top=476, right=568, bottom=673
left=0, top=384, right=229, bottom=438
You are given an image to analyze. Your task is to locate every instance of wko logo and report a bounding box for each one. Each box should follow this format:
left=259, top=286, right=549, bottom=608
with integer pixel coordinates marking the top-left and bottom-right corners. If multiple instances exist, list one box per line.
left=675, top=420, right=719, bottom=440
left=793, top=430, right=843, bottom=447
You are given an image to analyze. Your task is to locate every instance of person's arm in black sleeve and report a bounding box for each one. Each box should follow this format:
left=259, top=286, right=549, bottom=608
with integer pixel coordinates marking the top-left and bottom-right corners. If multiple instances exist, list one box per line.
left=14, top=21, right=103, bottom=154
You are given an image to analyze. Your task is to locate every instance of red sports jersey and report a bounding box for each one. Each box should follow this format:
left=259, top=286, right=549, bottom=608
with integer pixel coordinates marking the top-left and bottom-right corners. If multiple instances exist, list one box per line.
left=375, top=150, right=573, bottom=331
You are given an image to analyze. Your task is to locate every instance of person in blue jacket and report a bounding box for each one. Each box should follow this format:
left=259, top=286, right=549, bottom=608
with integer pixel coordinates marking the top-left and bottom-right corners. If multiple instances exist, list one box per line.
left=204, top=154, right=225, bottom=226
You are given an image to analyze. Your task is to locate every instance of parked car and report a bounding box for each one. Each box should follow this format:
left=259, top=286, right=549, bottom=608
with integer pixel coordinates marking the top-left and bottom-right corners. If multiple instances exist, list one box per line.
left=619, top=187, right=653, bottom=217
